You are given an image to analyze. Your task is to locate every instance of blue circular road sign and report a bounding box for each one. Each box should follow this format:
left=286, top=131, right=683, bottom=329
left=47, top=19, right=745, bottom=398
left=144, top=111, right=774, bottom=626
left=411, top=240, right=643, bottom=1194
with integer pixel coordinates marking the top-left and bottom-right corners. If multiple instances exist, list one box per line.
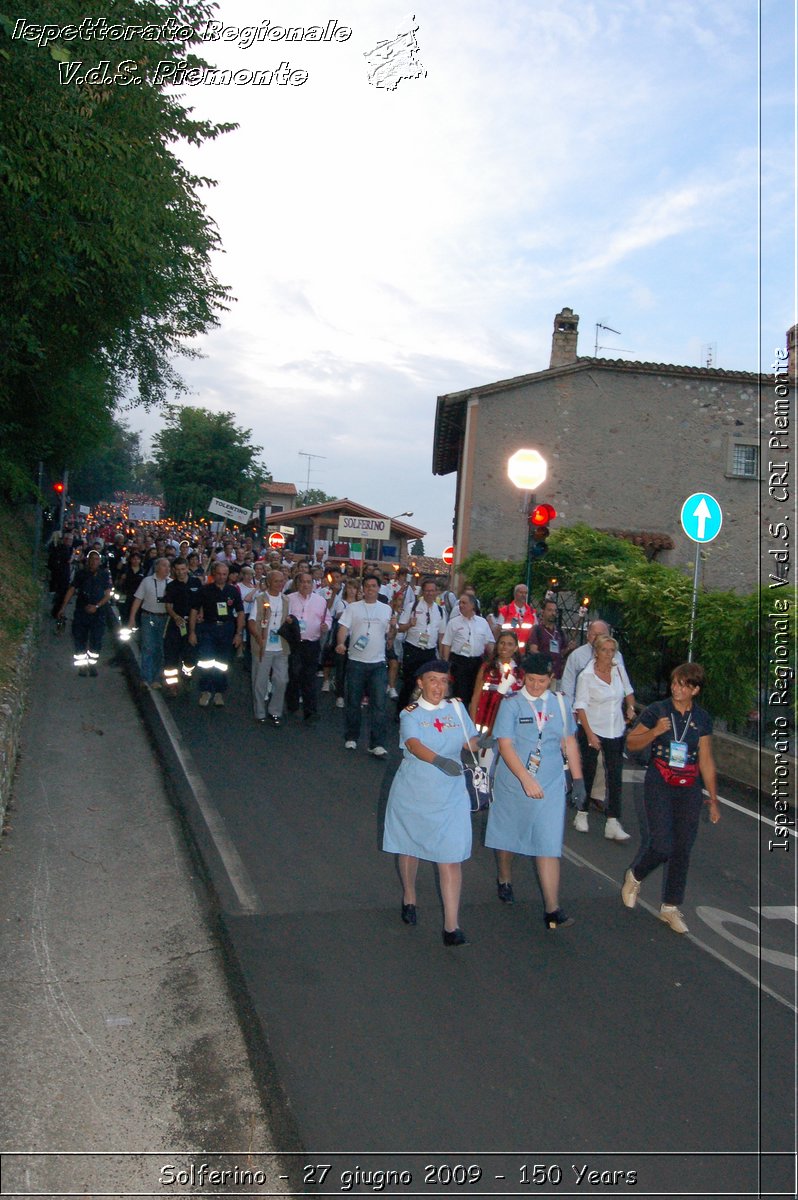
left=680, top=492, right=723, bottom=543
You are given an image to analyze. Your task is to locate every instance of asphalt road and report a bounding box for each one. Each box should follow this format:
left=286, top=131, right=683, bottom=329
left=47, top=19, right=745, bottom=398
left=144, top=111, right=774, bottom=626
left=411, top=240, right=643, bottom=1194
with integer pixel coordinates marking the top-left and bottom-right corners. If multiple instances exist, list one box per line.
left=140, top=656, right=795, bottom=1198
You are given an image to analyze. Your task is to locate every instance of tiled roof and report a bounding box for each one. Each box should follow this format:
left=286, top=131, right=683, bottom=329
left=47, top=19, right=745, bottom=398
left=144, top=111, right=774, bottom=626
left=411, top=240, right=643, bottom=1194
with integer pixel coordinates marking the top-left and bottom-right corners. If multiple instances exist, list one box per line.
left=262, top=481, right=297, bottom=495
left=600, top=529, right=675, bottom=551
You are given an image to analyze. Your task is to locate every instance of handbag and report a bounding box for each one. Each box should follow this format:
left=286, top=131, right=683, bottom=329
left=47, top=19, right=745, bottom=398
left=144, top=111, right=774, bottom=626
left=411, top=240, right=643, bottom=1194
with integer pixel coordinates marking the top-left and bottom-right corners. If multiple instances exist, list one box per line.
left=451, top=700, right=493, bottom=812
left=653, top=758, right=699, bottom=787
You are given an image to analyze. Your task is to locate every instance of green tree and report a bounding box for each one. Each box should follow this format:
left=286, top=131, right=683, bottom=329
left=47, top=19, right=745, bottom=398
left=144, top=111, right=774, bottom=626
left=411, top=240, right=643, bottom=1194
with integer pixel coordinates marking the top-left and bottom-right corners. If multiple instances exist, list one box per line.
left=68, top=417, right=141, bottom=507
left=0, top=0, right=234, bottom=498
left=153, top=406, right=270, bottom=519
left=410, top=539, right=425, bottom=555
left=131, top=457, right=162, bottom=497
left=296, top=488, right=337, bottom=507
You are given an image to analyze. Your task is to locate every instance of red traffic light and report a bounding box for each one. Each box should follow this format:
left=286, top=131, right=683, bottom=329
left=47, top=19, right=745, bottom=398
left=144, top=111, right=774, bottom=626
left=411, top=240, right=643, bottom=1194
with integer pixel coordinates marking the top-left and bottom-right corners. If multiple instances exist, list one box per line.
left=530, top=503, right=556, bottom=526
left=52, top=481, right=65, bottom=494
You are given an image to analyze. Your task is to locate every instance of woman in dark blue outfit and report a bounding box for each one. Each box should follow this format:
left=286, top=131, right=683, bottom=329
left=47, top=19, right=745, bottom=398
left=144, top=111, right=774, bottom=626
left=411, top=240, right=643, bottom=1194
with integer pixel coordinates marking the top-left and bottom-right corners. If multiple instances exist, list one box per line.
left=622, top=662, right=720, bottom=934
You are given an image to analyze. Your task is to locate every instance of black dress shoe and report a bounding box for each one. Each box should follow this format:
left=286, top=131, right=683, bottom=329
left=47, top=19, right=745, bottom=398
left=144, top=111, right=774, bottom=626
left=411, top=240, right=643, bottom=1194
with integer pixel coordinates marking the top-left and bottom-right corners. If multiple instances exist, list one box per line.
left=267, top=714, right=282, bottom=727
left=442, top=928, right=469, bottom=947
left=544, top=908, right=575, bottom=930
left=497, top=880, right=514, bottom=904
left=401, top=903, right=417, bottom=925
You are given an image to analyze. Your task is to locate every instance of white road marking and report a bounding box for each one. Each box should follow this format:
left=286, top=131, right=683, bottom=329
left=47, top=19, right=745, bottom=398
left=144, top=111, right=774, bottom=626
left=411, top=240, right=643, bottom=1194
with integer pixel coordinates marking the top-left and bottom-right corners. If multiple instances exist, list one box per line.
left=562, top=844, right=797, bottom=1013
left=696, top=906, right=797, bottom=970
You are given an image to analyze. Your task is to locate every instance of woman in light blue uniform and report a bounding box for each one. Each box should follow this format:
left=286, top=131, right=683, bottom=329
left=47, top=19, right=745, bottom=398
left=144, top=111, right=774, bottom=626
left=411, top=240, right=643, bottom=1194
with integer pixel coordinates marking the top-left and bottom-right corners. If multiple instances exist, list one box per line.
left=486, top=653, right=586, bottom=929
left=383, top=659, right=479, bottom=946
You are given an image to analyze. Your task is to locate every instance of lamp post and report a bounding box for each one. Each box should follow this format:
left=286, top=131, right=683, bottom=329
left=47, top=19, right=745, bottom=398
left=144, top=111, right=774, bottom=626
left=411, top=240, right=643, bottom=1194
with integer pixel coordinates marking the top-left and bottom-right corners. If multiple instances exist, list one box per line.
left=385, top=511, right=413, bottom=564
left=507, top=449, right=547, bottom=592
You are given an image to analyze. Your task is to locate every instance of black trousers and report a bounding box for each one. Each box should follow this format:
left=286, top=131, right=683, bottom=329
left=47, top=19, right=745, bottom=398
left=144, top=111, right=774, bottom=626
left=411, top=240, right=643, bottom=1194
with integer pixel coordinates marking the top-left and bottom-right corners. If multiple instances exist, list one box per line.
left=448, top=652, right=482, bottom=705
left=286, top=639, right=321, bottom=715
left=631, top=768, right=704, bottom=905
left=577, top=729, right=625, bottom=819
left=398, top=643, right=437, bottom=710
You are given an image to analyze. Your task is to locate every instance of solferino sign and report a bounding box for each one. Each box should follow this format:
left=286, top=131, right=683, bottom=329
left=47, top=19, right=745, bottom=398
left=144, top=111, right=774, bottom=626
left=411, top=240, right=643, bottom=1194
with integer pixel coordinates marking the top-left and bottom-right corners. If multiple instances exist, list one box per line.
left=336, top=515, right=392, bottom=541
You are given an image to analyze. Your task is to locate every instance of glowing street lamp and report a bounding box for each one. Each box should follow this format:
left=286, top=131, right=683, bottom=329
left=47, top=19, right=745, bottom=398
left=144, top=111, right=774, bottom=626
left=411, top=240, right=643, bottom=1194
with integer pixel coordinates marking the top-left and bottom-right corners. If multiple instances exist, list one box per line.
left=507, top=448, right=548, bottom=591
left=507, top=448, right=547, bottom=492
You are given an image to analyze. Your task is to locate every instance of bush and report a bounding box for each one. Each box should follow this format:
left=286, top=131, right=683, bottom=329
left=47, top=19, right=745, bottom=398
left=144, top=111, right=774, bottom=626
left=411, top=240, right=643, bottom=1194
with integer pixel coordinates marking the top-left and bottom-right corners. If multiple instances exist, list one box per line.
left=458, top=529, right=785, bottom=729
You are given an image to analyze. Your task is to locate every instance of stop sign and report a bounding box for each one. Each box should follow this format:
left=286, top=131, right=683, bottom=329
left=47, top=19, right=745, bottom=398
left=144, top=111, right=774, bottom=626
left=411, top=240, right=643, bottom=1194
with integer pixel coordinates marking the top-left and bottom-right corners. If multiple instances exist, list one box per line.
left=442, top=545, right=454, bottom=566
left=268, top=531, right=286, bottom=550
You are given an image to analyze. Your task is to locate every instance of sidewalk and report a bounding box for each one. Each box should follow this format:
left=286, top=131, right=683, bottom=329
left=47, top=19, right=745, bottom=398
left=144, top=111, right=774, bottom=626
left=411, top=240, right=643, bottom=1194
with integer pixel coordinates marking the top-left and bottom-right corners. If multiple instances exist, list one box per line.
left=0, top=619, right=286, bottom=1197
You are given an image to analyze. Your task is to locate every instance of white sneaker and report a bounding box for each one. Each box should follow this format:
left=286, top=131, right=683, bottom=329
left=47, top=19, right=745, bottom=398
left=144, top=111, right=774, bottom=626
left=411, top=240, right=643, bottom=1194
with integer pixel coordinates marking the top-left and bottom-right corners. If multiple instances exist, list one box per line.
left=386, top=687, right=398, bottom=699
left=199, top=692, right=211, bottom=707
left=621, top=868, right=641, bottom=908
left=659, top=904, right=688, bottom=934
left=573, top=810, right=589, bottom=833
left=321, top=680, right=331, bottom=693
left=344, top=740, right=357, bottom=750
left=605, top=817, right=631, bottom=842
left=368, top=746, right=388, bottom=758
left=213, top=693, right=225, bottom=707
left=335, top=697, right=345, bottom=708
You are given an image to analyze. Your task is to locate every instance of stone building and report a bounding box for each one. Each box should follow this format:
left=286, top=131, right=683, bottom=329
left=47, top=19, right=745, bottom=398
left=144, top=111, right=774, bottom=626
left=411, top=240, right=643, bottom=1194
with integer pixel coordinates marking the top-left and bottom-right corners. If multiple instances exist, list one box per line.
left=433, top=308, right=766, bottom=594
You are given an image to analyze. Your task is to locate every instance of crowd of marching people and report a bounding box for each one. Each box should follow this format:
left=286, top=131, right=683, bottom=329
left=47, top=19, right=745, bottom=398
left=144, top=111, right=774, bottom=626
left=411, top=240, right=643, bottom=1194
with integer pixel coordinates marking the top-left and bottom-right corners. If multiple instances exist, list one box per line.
left=48, top=518, right=720, bottom=947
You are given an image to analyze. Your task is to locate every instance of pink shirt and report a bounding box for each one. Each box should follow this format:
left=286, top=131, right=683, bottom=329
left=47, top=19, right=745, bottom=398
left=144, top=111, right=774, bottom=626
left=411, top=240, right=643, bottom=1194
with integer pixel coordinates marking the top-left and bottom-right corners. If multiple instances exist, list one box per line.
left=287, top=590, right=330, bottom=641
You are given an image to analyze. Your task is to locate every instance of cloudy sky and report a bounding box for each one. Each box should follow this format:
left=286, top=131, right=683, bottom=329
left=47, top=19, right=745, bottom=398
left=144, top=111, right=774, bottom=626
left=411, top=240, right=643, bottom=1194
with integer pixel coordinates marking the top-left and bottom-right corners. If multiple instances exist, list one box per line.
left=133, top=0, right=793, bottom=553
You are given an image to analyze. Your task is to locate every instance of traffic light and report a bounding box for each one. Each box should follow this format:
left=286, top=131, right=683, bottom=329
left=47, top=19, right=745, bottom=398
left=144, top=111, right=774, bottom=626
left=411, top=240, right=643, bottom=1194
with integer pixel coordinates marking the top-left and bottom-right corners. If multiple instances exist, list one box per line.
left=528, top=503, right=556, bottom=557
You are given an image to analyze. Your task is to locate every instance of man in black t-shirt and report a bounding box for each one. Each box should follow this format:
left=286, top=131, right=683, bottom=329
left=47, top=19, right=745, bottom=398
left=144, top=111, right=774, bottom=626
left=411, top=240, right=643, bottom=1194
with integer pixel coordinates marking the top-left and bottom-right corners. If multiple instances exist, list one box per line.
left=56, top=550, right=112, bottom=676
left=188, top=561, right=244, bottom=707
left=163, top=559, right=202, bottom=692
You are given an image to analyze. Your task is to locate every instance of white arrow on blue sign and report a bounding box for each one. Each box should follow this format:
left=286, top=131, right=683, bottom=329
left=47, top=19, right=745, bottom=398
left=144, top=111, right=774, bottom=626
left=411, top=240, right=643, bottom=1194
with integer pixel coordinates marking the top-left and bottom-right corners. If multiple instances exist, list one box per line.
left=680, top=492, right=723, bottom=543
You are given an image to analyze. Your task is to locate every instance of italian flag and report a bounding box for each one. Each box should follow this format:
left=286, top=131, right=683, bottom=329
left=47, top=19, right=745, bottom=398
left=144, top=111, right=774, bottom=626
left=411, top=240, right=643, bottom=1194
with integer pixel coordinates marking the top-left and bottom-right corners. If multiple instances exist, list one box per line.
left=349, top=541, right=363, bottom=563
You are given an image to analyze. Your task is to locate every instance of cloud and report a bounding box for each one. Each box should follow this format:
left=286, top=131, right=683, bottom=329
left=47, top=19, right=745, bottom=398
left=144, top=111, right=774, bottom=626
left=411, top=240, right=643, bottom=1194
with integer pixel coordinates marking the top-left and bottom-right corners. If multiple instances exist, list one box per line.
left=124, top=0, right=784, bottom=549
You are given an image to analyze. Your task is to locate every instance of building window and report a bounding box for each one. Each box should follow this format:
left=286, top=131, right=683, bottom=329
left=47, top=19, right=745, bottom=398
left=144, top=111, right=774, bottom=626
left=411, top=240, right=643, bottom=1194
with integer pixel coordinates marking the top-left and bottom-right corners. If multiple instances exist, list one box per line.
left=726, top=439, right=758, bottom=479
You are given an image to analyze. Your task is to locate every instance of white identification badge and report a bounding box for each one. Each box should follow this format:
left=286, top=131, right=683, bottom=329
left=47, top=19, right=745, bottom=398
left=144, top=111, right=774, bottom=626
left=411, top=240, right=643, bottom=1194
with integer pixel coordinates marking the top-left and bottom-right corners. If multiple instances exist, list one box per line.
left=354, top=634, right=369, bottom=651
left=298, top=618, right=307, bottom=633
left=526, top=750, right=541, bottom=776
left=549, top=636, right=560, bottom=655
left=216, top=601, right=228, bottom=618
left=669, top=740, right=688, bottom=767
left=268, top=628, right=280, bottom=645
left=460, top=641, right=472, bottom=655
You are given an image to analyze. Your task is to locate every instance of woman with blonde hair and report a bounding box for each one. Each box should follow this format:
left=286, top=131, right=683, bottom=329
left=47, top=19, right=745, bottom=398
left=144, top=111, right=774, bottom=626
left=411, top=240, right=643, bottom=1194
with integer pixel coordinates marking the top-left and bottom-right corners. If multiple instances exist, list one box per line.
left=573, top=634, right=636, bottom=841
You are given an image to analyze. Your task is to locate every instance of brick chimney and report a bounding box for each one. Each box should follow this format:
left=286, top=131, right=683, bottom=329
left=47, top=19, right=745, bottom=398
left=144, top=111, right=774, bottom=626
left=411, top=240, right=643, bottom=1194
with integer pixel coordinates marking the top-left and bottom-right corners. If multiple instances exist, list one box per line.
left=550, top=307, right=579, bottom=368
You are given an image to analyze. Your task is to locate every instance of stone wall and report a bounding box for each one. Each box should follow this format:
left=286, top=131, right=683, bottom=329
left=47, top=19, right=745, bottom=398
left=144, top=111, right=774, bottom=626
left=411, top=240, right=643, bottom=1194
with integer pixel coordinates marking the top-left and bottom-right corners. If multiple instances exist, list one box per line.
left=464, top=364, right=760, bottom=593
left=0, top=615, right=39, bottom=830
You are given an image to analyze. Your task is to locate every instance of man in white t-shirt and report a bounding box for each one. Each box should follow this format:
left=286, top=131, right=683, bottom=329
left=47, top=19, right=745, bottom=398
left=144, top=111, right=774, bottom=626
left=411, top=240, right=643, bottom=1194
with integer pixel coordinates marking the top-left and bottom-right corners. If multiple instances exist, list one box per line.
left=336, top=572, right=396, bottom=757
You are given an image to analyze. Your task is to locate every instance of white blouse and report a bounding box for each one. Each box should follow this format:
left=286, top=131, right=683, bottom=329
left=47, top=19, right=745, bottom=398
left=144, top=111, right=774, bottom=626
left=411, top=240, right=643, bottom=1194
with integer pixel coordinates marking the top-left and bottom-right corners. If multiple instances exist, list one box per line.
left=574, top=660, right=632, bottom=739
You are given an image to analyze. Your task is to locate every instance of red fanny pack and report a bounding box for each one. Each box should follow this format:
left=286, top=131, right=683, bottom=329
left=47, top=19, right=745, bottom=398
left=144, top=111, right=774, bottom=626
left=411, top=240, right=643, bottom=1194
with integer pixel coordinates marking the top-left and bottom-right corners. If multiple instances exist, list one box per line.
left=653, top=758, right=699, bottom=787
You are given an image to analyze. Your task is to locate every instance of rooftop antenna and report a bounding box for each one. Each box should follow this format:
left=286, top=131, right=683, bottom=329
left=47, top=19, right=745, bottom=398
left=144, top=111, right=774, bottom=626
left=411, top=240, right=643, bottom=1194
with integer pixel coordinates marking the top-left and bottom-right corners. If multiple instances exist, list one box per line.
left=594, top=321, right=634, bottom=357
left=298, top=450, right=326, bottom=495
left=701, top=342, right=717, bottom=368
